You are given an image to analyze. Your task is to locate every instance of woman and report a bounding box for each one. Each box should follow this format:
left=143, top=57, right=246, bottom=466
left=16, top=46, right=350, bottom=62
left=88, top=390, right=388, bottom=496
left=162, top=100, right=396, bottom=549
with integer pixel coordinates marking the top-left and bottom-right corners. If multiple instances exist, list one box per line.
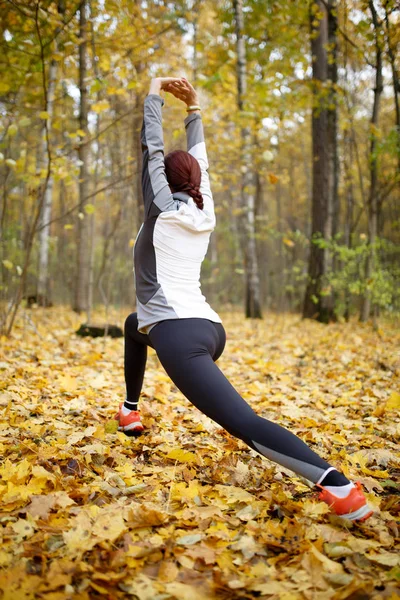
left=116, top=76, right=373, bottom=522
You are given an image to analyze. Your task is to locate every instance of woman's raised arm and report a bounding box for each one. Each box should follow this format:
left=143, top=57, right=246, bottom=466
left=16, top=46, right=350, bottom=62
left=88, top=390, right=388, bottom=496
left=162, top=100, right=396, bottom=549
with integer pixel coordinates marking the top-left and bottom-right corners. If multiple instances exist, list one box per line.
left=164, top=78, right=215, bottom=218
left=140, top=78, right=182, bottom=219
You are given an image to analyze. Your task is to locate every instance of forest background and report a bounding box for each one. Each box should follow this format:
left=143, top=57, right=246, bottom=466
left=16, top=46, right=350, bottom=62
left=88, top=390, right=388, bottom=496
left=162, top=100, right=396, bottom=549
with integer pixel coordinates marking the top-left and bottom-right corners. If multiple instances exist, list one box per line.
left=0, top=0, right=399, bottom=334
left=1, top=2, right=400, bottom=598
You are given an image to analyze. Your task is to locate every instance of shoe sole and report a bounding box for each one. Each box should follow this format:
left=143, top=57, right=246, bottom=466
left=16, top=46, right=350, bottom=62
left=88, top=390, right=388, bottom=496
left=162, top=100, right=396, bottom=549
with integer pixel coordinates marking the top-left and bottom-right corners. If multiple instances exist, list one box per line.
left=338, top=504, right=374, bottom=521
left=117, top=424, right=144, bottom=437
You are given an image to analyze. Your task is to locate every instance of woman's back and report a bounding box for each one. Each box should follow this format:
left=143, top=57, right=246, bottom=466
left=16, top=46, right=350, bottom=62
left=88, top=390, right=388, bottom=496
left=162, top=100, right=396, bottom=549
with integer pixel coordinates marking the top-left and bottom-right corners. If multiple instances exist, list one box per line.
left=133, top=94, right=221, bottom=334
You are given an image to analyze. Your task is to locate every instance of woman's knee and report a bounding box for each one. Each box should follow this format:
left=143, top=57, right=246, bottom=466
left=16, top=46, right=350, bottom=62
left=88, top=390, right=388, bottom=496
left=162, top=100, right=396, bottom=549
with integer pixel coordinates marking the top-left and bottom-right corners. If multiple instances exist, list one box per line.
left=124, top=312, right=138, bottom=336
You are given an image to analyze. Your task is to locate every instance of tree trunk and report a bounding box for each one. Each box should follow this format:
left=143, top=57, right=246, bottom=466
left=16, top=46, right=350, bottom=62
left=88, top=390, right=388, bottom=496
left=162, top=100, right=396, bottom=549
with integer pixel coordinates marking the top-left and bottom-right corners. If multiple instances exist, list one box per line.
left=383, top=0, right=400, bottom=173
left=133, top=71, right=145, bottom=233
left=303, top=0, right=330, bottom=321
left=74, top=0, right=90, bottom=313
left=192, top=0, right=199, bottom=84
left=323, top=0, right=338, bottom=321
left=87, top=2, right=100, bottom=324
left=343, top=127, right=354, bottom=321
left=233, top=0, right=262, bottom=319
left=360, top=0, right=383, bottom=322
left=37, top=0, right=65, bottom=306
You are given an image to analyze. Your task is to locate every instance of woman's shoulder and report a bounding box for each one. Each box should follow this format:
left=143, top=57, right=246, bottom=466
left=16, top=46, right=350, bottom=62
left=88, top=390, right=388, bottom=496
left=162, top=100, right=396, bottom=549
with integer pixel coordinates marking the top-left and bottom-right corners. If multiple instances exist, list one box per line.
left=158, top=201, right=215, bottom=231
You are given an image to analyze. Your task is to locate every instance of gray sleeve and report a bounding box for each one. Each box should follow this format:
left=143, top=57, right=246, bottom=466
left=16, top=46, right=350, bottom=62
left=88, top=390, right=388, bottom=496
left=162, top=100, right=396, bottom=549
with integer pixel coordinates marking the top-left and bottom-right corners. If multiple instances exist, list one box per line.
left=184, top=112, right=214, bottom=216
left=140, top=94, right=176, bottom=218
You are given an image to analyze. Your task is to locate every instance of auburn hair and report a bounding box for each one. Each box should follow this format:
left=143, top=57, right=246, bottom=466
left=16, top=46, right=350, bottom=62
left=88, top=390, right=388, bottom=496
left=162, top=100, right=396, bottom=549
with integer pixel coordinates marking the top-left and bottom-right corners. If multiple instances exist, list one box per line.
left=164, top=150, right=204, bottom=210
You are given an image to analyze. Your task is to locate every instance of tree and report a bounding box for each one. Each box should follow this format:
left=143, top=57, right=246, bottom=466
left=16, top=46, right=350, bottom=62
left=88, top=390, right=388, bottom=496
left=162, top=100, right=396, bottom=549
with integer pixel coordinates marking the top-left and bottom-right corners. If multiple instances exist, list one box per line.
left=233, top=0, right=262, bottom=319
left=360, top=0, right=383, bottom=323
left=303, top=0, right=330, bottom=321
left=73, top=0, right=90, bottom=313
left=37, top=0, right=66, bottom=307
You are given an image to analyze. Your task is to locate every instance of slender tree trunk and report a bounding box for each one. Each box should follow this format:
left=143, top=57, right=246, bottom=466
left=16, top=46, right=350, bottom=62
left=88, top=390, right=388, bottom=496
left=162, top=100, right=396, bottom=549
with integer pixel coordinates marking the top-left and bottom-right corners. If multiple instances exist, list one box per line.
left=343, top=127, right=354, bottom=321
left=87, top=1, right=100, bottom=323
left=383, top=0, right=400, bottom=173
left=133, top=75, right=145, bottom=233
left=360, top=0, right=383, bottom=322
left=275, top=175, right=285, bottom=313
left=37, top=59, right=57, bottom=306
left=192, top=0, right=199, bottom=84
left=74, top=0, right=90, bottom=313
left=233, top=0, right=262, bottom=319
left=324, top=0, right=338, bottom=320
left=37, top=0, right=65, bottom=306
left=303, top=0, right=330, bottom=321
left=299, top=135, right=312, bottom=239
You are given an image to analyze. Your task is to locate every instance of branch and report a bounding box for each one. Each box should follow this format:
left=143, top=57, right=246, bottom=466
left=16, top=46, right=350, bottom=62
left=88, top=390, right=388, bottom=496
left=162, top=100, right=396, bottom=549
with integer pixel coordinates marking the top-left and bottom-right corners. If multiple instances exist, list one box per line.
left=34, top=171, right=137, bottom=232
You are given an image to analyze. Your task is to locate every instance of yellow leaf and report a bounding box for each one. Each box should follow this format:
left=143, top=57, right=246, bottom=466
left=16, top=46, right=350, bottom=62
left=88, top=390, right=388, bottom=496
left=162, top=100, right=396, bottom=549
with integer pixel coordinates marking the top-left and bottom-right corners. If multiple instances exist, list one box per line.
left=2, top=260, right=13, bottom=270
left=302, top=499, right=330, bottom=517
left=268, top=173, right=279, bottom=184
left=386, top=391, right=400, bottom=410
left=39, top=111, right=50, bottom=119
left=283, top=237, right=295, bottom=247
left=166, top=448, right=198, bottom=464
left=7, top=124, right=18, bottom=137
left=92, top=100, right=110, bottom=113
left=310, top=544, right=345, bottom=573
left=11, top=518, right=35, bottom=540
left=0, top=550, right=12, bottom=567
left=92, top=510, right=127, bottom=543
left=58, top=374, right=78, bottom=392
left=63, top=511, right=93, bottom=554
left=2, top=458, right=31, bottom=484
left=31, top=465, right=56, bottom=483
left=105, top=419, right=119, bottom=434
left=128, top=503, right=169, bottom=528
left=90, top=581, right=110, bottom=594
left=332, top=433, right=348, bottom=445
left=84, top=203, right=95, bottom=214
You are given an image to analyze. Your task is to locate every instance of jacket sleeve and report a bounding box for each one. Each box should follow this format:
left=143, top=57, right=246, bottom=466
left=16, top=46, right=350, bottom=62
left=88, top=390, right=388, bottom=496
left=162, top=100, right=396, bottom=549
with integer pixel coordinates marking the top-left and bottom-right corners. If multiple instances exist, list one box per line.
left=141, top=94, right=176, bottom=218
left=184, top=112, right=215, bottom=218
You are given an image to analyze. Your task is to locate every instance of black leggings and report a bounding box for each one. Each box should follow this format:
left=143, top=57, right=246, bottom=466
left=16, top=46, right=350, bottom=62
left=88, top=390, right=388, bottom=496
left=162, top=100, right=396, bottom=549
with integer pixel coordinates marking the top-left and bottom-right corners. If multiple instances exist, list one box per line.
left=124, top=313, right=349, bottom=486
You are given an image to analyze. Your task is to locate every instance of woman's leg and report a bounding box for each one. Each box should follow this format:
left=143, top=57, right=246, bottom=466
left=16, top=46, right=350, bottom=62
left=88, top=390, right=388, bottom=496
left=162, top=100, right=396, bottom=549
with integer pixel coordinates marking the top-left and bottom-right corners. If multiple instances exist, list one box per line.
left=149, top=318, right=350, bottom=487
left=124, top=312, right=154, bottom=411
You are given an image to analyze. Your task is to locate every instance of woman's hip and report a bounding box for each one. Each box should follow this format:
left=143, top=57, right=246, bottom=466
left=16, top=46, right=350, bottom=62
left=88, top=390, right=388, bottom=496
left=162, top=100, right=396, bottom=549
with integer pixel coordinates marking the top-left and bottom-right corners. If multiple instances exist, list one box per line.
left=149, top=317, right=226, bottom=362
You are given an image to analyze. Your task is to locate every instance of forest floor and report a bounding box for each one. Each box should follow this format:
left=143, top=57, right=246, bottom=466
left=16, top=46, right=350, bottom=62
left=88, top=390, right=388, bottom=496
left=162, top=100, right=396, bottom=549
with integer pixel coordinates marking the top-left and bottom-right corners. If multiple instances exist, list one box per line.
left=0, top=306, right=399, bottom=600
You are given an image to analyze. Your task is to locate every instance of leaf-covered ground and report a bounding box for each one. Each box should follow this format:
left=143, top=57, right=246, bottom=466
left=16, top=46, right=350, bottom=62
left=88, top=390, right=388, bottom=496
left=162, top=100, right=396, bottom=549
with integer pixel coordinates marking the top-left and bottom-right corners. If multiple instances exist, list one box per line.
left=0, top=307, right=399, bottom=600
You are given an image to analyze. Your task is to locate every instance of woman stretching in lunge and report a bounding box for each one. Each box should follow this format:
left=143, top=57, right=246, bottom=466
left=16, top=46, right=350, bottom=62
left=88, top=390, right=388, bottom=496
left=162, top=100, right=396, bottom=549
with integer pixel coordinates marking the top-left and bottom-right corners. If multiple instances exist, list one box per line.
left=115, top=76, right=373, bottom=522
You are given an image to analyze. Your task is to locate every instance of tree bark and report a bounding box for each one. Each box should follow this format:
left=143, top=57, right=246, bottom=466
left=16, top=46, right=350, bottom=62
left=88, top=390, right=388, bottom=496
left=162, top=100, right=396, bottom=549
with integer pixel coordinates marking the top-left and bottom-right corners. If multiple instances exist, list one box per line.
left=233, top=0, right=262, bottom=319
left=324, top=0, right=338, bottom=320
left=343, top=127, right=354, bottom=321
left=383, top=0, right=400, bottom=173
left=74, top=0, right=90, bottom=313
left=360, top=0, right=383, bottom=322
left=37, top=0, right=65, bottom=306
left=303, top=0, right=330, bottom=321
left=87, top=1, right=100, bottom=323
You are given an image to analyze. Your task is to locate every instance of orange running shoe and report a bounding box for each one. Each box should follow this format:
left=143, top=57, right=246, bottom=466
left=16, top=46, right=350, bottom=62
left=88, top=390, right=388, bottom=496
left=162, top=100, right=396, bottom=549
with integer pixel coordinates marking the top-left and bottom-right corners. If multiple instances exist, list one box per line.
left=114, top=402, right=144, bottom=436
left=316, top=481, right=374, bottom=521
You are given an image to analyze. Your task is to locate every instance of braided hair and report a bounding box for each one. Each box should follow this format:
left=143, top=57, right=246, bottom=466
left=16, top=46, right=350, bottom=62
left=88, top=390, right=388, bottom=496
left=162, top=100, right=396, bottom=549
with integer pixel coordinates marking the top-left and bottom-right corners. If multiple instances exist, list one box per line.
left=164, top=150, right=204, bottom=210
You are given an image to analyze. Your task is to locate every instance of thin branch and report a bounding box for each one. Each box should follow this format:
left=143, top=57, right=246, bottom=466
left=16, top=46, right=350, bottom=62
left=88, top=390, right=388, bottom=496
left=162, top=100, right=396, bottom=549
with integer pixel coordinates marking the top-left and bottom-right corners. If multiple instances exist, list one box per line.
left=34, top=171, right=137, bottom=232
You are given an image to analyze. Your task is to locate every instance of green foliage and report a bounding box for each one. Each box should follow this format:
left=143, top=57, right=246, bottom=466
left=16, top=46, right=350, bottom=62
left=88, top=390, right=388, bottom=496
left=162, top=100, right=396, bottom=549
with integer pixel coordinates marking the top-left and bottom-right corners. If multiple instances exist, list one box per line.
left=321, top=236, right=400, bottom=318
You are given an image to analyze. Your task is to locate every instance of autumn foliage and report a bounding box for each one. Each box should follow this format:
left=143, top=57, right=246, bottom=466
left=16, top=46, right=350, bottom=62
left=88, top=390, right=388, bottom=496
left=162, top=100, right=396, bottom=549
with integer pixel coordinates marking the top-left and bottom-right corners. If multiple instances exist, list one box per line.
left=0, top=307, right=399, bottom=599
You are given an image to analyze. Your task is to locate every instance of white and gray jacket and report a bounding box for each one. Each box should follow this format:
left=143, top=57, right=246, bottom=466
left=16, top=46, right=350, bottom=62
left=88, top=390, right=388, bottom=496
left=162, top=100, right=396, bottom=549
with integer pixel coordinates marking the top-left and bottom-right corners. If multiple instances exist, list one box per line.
left=133, top=93, right=222, bottom=334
